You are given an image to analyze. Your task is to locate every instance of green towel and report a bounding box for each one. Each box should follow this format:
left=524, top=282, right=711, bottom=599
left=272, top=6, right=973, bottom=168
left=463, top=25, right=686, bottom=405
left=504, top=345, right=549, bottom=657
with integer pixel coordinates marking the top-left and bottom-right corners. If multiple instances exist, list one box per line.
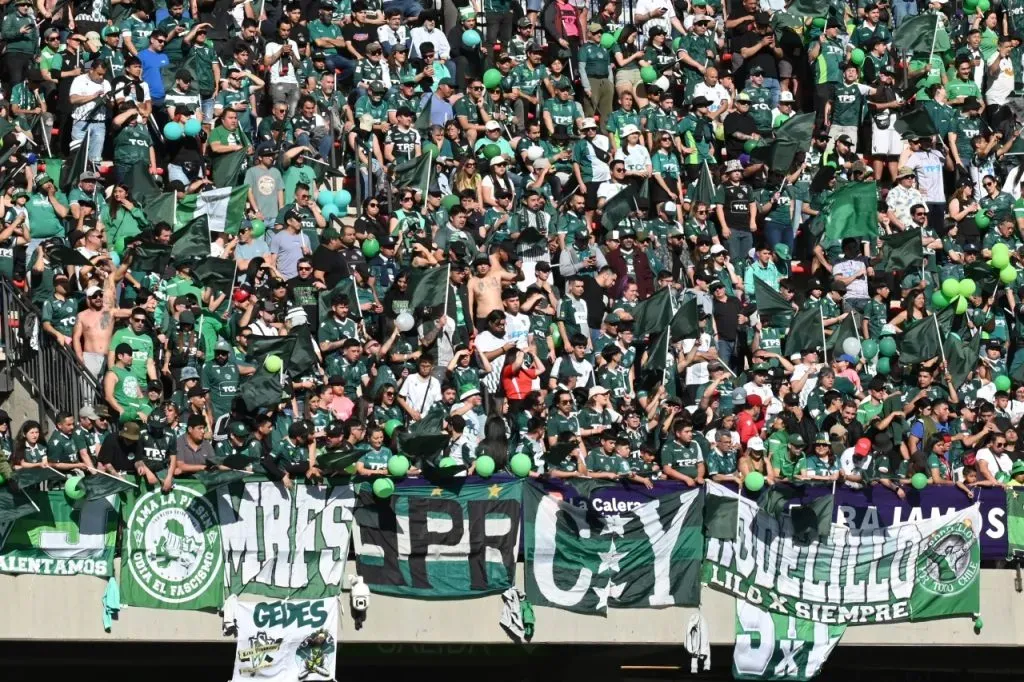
left=102, top=577, right=121, bottom=632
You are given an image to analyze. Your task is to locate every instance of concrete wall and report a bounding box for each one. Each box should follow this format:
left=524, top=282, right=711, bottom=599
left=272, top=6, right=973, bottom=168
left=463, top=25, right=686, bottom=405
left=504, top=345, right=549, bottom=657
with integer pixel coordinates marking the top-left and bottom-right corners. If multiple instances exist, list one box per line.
left=0, top=566, right=1017, bottom=646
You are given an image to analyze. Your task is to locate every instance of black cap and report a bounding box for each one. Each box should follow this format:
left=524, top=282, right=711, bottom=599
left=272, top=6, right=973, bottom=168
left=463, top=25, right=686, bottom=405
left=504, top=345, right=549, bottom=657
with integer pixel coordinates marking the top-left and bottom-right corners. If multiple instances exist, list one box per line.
left=187, top=386, right=210, bottom=398
left=0, top=409, right=10, bottom=423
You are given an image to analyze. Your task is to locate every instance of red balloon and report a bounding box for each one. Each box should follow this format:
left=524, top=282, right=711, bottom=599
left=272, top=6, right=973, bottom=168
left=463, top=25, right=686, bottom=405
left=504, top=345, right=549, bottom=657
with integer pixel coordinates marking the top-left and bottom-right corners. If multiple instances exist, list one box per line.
left=854, top=438, right=872, bottom=456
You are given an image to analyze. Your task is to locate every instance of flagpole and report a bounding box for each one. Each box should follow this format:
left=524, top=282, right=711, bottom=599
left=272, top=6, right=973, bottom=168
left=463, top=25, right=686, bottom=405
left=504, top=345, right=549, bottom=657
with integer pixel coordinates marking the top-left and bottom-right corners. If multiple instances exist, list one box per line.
left=20, top=488, right=40, bottom=513
left=86, top=465, right=140, bottom=488
left=819, top=308, right=828, bottom=362
left=422, top=156, right=432, bottom=214
left=850, top=311, right=864, bottom=365
left=442, top=262, right=451, bottom=320
left=933, top=312, right=948, bottom=369
left=44, top=464, right=67, bottom=478
left=226, top=261, right=239, bottom=312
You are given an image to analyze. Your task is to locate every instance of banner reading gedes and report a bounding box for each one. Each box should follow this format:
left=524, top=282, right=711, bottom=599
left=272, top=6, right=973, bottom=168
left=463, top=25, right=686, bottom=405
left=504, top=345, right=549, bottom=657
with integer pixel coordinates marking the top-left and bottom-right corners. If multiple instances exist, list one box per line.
left=0, top=491, right=118, bottom=577
left=232, top=598, right=338, bottom=682
left=702, top=482, right=982, bottom=626
left=217, top=482, right=355, bottom=599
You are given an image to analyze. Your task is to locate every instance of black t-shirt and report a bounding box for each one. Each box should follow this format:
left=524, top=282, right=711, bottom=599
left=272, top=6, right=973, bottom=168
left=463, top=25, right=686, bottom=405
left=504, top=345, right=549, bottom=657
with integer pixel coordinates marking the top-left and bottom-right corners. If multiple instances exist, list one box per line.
left=734, top=31, right=779, bottom=80
left=712, top=295, right=741, bottom=341
left=97, top=434, right=138, bottom=473
left=582, top=277, right=611, bottom=329
left=342, top=22, right=375, bottom=59
left=724, top=112, right=757, bottom=159
left=287, top=274, right=320, bottom=328
left=311, top=245, right=347, bottom=289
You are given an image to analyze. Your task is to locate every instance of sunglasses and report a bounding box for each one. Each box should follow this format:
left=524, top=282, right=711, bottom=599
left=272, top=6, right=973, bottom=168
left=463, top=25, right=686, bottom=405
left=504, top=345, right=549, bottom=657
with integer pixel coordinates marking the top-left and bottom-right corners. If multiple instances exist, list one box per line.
left=298, top=265, right=312, bottom=270
left=913, top=212, right=927, bottom=217
left=132, top=317, right=147, bottom=323
left=401, top=196, right=414, bottom=202
left=368, top=202, right=379, bottom=207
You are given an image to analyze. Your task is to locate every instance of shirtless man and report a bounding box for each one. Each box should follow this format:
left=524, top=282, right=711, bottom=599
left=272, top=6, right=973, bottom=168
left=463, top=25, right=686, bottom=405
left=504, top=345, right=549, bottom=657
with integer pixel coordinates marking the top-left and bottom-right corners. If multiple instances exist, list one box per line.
left=468, top=247, right=519, bottom=331
left=73, top=268, right=124, bottom=379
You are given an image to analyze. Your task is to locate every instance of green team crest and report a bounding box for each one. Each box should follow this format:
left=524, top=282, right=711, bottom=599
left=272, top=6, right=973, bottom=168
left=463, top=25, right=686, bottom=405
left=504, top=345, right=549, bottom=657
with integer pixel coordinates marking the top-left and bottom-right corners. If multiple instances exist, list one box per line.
left=916, top=519, right=980, bottom=599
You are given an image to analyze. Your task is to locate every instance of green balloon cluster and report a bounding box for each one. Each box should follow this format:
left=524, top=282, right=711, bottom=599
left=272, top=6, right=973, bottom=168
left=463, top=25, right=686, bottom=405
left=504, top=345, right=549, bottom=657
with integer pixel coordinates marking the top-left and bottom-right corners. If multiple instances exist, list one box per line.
left=509, top=453, right=532, bottom=478
left=1001, top=265, right=1018, bottom=285
left=992, top=243, right=1011, bottom=269
left=475, top=455, right=496, bottom=478
left=911, top=472, right=928, bottom=490
left=372, top=477, right=395, bottom=499
left=744, top=471, right=765, bottom=492
left=876, top=356, right=891, bottom=374
left=387, top=454, right=410, bottom=477
left=878, top=336, right=898, bottom=358
left=861, top=338, right=878, bottom=360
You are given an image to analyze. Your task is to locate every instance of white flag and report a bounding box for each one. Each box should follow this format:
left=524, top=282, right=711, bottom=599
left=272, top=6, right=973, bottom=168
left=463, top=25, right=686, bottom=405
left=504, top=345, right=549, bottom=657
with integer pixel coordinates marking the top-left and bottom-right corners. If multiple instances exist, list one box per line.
left=232, top=598, right=338, bottom=681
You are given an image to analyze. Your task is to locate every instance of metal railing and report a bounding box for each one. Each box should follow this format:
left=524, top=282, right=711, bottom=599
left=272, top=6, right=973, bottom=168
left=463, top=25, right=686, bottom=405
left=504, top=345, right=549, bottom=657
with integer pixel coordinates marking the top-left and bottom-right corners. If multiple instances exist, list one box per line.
left=0, top=278, right=102, bottom=424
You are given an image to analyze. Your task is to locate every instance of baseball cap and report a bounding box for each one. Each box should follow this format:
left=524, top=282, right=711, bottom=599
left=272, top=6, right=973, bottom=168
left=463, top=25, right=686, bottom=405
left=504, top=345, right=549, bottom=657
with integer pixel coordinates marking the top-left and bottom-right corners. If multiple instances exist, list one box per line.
left=747, top=436, right=765, bottom=450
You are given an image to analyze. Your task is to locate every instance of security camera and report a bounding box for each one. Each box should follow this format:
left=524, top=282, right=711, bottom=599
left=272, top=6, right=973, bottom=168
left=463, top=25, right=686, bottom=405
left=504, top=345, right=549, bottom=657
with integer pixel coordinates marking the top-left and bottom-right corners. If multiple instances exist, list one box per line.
left=348, top=575, right=370, bottom=630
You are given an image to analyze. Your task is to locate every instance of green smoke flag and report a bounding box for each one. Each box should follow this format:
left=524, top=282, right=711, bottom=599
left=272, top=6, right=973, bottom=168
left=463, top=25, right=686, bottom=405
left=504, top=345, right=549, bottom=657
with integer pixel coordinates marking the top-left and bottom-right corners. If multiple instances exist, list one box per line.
left=785, top=0, right=829, bottom=17
left=601, top=181, right=646, bottom=234
left=170, top=216, right=211, bottom=262
left=130, top=243, right=171, bottom=274
left=241, top=366, right=289, bottom=411
left=523, top=481, right=705, bottom=613
left=631, top=286, right=675, bottom=339
left=0, top=489, right=38, bottom=523
left=408, top=264, right=450, bottom=312
left=753, top=277, right=791, bottom=316
left=1007, top=489, right=1024, bottom=559
left=895, top=104, right=939, bottom=140
left=392, top=153, right=433, bottom=193
left=193, top=257, right=237, bottom=297
left=59, top=134, right=89, bottom=194
left=948, top=331, right=981, bottom=388
left=783, top=307, right=824, bottom=357
left=318, top=277, right=362, bottom=322
left=209, top=148, right=249, bottom=188
left=892, top=13, right=950, bottom=54
left=669, top=297, right=700, bottom=341
left=900, top=307, right=956, bottom=364
left=734, top=602, right=846, bottom=681
left=79, top=473, right=136, bottom=501
left=878, top=228, right=923, bottom=271
left=823, top=182, right=879, bottom=241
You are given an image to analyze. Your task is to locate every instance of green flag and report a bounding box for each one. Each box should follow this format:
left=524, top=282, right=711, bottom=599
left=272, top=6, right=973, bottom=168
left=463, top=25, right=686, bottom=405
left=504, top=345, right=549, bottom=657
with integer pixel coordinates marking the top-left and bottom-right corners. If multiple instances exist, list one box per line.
left=523, top=481, right=704, bottom=613
left=144, top=192, right=180, bottom=228
left=691, top=161, right=717, bottom=207
left=315, top=447, right=363, bottom=473
left=392, top=153, right=433, bottom=193
left=1007, top=489, right=1024, bottom=559
left=130, top=243, right=172, bottom=274
left=0, top=488, right=38, bottom=523
left=415, top=95, right=434, bottom=135
left=826, top=311, right=860, bottom=356
left=790, top=495, right=834, bottom=544
left=12, top=467, right=66, bottom=490
left=669, top=297, right=700, bottom=340
left=193, top=257, right=237, bottom=297
left=601, top=180, right=646, bottom=233
left=48, top=246, right=93, bottom=268
left=631, top=286, right=675, bottom=339
left=241, top=365, right=289, bottom=411
left=964, top=261, right=1000, bottom=297
left=783, top=307, right=824, bottom=357
left=785, top=0, right=829, bottom=17
left=878, top=228, right=923, bottom=272
left=753, top=277, right=792, bottom=317
left=170, top=216, right=210, bottom=262
left=734, top=602, right=846, bottom=681
left=408, top=264, right=450, bottom=312
left=247, top=335, right=298, bottom=370
left=195, top=469, right=249, bottom=489
left=774, top=112, right=816, bottom=145
left=641, top=330, right=672, bottom=380
left=79, top=473, right=136, bottom=501
left=175, top=186, right=249, bottom=235
left=318, top=277, right=362, bottom=321
left=948, top=331, right=981, bottom=387
left=59, top=134, right=89, bottom=194
left=704, top=487, right=739, bottom=540
left=823, top=181, right=878, bottom=241
left=893, top=13, right=950, bottom=53
left=128, top=160, right=165, bottom=206
left=900, top=308, right=955, bottom=364
left=210, top=148, right=249, bottom=188
left=895, top=104, right=939, bottom=140
left=751, top=139, right=803, bottom=172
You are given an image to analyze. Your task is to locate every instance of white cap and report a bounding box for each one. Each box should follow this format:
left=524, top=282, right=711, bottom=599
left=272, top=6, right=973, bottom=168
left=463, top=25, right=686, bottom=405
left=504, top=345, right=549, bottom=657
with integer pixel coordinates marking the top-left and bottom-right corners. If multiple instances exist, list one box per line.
left=84, top=285, right=102, bottom=297
left=663, top=201, right=677, bottom=213
left=710, top=244, right=727, bottom=255
left=780, top=91, right=795, bottom=103
left=619, top=124, right=640, bottom=137
left=580, top=118, right=598, bottom=130
left=653, top=76, right=671, bottom=92
left=526, top=145, right=545, bottom=161
left=747, top=436, right=765, bottom=450
left=285, top=306, right=308, bottom=327
left=490, top=154, right=507, bottom=165
left=533, top=157, right=550, bottom=170
left=484, top=120, right=502, bottom=131
left=588, top=386, right=610, bottom=399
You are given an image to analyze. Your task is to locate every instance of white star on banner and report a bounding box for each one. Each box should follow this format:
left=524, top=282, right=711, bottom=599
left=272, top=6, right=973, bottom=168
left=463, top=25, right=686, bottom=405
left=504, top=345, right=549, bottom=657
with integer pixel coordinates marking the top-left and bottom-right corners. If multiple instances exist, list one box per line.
left=597, top=539, right=627, bottom=574
left=593, top=580, right=627, bottom=610
left=600, top=514, right=628, bottom=536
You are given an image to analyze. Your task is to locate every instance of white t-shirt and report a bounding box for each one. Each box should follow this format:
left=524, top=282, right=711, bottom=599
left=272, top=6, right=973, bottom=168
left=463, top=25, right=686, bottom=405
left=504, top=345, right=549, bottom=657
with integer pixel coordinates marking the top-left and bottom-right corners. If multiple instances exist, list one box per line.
left=832, top=258, right=868, bottom=300
left=264, top=40, right=300, bottom=85
left=635, top=0, right=675, bottom=38
left=398, top=372, right=442, bottom=417
left=693, top=82, right=731, bottom=114
left=905, top=149, right=945, bottom=203
left=597, top=180, right=627, bottom=204
left=985, top=54, right=1014, bottom=106
left=976, top=447, right=1013, bottom=477
left=476, top=330, right=508, bottom=393
left=615, top=145, right=652, bottom=175
left=505, top=312, right=530, bottom=348
left=69, top=74, right=111, bottom=121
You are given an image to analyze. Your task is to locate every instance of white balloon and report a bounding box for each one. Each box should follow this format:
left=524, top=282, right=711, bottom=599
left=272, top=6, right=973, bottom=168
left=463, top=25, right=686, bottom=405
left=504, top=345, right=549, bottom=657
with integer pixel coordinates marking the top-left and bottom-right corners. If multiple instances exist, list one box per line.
left=526, top=146, right=544, bottom=161
left=842, top=337, right=861, bottom=357
left=396, top=312, right=416, bottom=332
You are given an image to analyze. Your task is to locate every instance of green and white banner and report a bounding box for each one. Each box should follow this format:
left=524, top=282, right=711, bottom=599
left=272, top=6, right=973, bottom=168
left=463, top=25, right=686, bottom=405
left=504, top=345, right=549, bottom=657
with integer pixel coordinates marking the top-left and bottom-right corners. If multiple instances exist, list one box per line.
left=734, top=602, right=845, bottom=680
left=232, top=598, right=337, bottom=681
left=218, top=482, right=354, bottom=599
left=121, top=481, right=224, bottom=610
left=702, top=481, right=982, bottom=625
left=523, top=480, right=704, bottom=614
left=352, top=480, right=522, bottom=598
left=0, top=491, right=118, bottom=577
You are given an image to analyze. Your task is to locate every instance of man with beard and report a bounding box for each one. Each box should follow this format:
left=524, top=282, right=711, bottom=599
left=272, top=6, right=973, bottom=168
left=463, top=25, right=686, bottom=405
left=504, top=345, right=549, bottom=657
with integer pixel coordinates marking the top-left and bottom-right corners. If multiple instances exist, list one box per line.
left=73, top=274, right=129, bottom=379
left=202, top=338, right=242, bottom=421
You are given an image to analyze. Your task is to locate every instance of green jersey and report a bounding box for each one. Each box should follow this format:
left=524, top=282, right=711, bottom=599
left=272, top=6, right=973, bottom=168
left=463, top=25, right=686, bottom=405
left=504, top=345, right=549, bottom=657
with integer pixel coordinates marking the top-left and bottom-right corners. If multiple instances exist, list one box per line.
left=742, top=86, right=774, bottom=131
left=660, top=437, right=705, bottom=479
left=47, top=430, right=80, bottom=463
left=202, top=361, right=240, bottom=417
left=42, top=295, right=78, bottom=337
left=111, top=327, right=154, bottom=381
left=831, top=81, right=870, bottom=126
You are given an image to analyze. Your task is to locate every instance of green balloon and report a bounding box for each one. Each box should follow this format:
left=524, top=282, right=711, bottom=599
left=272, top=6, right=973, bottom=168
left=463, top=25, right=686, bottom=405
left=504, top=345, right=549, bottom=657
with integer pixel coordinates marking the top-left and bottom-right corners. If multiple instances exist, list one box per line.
left=995, top=375, right=1012, bottom=392
left=549, top=322, right=562, bottom=349
left=383, top=419, right=403, bottom=438
left=421, top=142, right=439, bottom=159
left=812, top=16, right=826, bottom=27
left=439, top=456, right=457, bottom=469
left=387, top=454, right=410, bottom=477
left=372, top=477, right=395, bottom=499
left=362, top=237, right=380, bottom=258
left=743, top=139, right=759, bottom=153
left=249, top=218, right=266, bottom=239
left=344, top=462, right=358, bottom=475
left=1001, top=265, right=1018, bottom=284
left=0, top=472, right=5, bottom=485
left=955, top=296, right=969, bottom=314
left=482, top=68, right=502, bottom=89
left=475, top=455, right=496, bottom=478
left=992, top=243, right=1011, bottom=269
left=441, top=194, right=461, bottom=211
left=861, top=338, right=878, bottom=359
left=997, top=471, right=1011, bottom=483
left=264, top=354, right=283, bottom=373
left=640, top=65, right=658, bottom=84
left=978, top=0, right=991, bottom=10
left=744, top=471, right=765, bottom=492
left=850, top=48, right=865, bottom=66
left=612, top=28, right=622, bottom=42
left=965, top=0, right=978, bottom=9
left=876, top=356, right=891, bottom=374
left=509, top=453, right=532, bottom=478
left=940, top=278, right=960, bottom=300
left=483, top=143, right=501, bottom=160
left=974, top=212, right=991, bottom=229
left=958, top=279, right=977, bottom=298
left=911, top=472, right=929, bottom=490
left=879, top=337, right=898, bottom=358
left=65, top=477, right=86, bottom=501
left=931, top=290, right=949, bottom=310
left=600, top=33, right=615, bottom=49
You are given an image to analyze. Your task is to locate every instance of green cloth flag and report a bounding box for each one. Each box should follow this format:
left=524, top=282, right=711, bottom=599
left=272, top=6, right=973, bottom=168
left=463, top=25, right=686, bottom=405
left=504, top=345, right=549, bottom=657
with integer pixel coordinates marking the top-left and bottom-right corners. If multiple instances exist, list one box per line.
left=601, top=180, right=647, bottom=234
left=878, top=228, right=923, bottom=272
left=170, top=216, right=211, bottom=262
left=247, top=335, right=297, bottom=369
left=59, top=133, right=89, bottom=194
left=128, top=160, right=165, bottom=206
left=823, top=181, right=878, bottom=242
left=79, top=474, right=136, bottom=501
left=783, top=307, right=824, bottom=357
left=130, top=243, right=171, bottom=274
left=176, top=186, right=249, bottom=236
left=895, top=104, right=939, bottom=140
left=641, top=329, right=672, bottom=381
left=0, top=488, right=39, bottom=524
left=248, top=326, right=319, bottom=378
left=892, top=13, right=950, bottom=53
left=826, top=311, right=860, bottom=355
left=120, top=479, right=224, bottom=610
left=631, top=286, right=675, bottom=339
left=790, top=495, right=834, bottom=544
left=48, top=246, right=93, bottom=268
left=12, top=467, right=66, bottom=489
left=193, top=257, right=237, bottom=297
left=753, top=277, right=792, bottom=317
left=948, top=331, right=982, bottom=388
left=143, top=192, right=180, bottom=228
left=691, top=161, right=717, bottom=208
left=408, top=264, right=450, bottom=312
left=900, top=307, right=956, bottom=364
left=669, top=296, right=700, bottom=340
left=318, top=276, right=362, bottom=321
left=753, top=113, right=816, bottom=170
left=523, top=480, right=704, bottom=613
left=195, top=469, right=249, bottom=489
left=352, top=479, right=522, bottom=598
left=734, top=602, right=846, bottom=681
left=703, top=487, right=739, bottom=540
left=241, top=365, right=289, bottom=411
left=964, top=261, right=999, bottom=296
left=415, top=94, right=434, bottom=135
left=785, top=0, right=829, bottom=17
left=1007, top=489, right=1024, bottom=559
left=392, top=153, right=433, bottom=193
left=209, top=149, right=249, bottom=188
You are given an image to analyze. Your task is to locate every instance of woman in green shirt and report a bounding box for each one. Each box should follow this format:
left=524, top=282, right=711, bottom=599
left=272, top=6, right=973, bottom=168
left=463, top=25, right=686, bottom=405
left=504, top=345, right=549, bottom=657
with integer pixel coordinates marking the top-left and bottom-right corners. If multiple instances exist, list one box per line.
left=12, top=421, right=47, bottom=468
left=102, top=185, right=150, bottom=255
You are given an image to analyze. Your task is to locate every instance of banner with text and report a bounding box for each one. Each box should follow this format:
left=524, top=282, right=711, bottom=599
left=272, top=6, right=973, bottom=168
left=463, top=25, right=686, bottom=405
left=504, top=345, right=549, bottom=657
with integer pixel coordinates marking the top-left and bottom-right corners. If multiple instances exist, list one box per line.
left=734, top=601, right=845, bottom=681
left=0, top=491, right=118, bottom=577
left=232, top=598, right=338, bottom=681
left=121, top=481, right=224, bottom=610
left=703, top=482, right=982, bottom=625
left=218, top=482, right=355, bottom=599
left=352, top=478, right=522, bottom=598
left=523, top=480, right=704, bottom=614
